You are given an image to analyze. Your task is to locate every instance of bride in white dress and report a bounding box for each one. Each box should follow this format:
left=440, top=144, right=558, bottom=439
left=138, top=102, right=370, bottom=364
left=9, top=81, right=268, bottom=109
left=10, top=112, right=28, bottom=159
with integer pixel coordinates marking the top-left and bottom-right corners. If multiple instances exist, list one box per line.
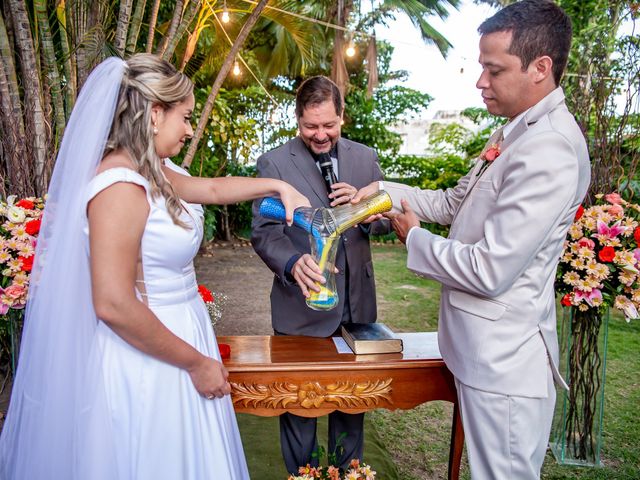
left=0, top=54, right=309, bottom=479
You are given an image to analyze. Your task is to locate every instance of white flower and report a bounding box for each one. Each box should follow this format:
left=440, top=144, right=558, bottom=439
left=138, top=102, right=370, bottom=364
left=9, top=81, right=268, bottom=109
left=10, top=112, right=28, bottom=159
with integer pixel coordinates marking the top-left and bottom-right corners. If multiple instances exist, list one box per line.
left=7, top=206, right=26, bottom=223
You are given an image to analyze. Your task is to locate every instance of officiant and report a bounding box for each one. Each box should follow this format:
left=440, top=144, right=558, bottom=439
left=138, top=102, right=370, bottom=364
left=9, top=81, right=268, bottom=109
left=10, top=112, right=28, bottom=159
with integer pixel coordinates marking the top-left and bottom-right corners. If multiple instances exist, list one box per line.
left=251, top=75, right=390, bottom=474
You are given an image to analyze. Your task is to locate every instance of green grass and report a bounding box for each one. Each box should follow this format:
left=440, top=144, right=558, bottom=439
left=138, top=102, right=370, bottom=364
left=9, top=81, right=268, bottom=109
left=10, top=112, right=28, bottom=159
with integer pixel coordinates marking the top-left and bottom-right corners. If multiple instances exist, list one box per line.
left=369, top=244, right=640, bottom=479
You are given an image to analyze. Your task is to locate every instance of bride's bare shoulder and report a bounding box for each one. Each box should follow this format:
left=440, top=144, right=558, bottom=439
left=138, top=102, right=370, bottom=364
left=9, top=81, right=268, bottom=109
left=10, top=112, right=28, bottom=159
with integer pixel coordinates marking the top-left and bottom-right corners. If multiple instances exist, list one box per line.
left=97, top=149, right=135, bottom=174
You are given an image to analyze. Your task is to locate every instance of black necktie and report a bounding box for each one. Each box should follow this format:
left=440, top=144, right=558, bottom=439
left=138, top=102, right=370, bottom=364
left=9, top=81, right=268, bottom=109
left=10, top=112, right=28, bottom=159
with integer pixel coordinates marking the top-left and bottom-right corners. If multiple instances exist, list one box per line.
left=316, top=152, right=337, bottom=194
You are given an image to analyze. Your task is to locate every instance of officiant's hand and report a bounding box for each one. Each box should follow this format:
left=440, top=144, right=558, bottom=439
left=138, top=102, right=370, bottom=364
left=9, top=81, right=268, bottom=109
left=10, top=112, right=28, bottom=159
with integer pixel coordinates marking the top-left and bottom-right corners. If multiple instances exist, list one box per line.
left=292, top=254, right=338, bottom=298
left=328, top=181, right=358, bottom=207
left=188, top=355, right=231, bottom=399
left=385, top=199, right=419, bottom=245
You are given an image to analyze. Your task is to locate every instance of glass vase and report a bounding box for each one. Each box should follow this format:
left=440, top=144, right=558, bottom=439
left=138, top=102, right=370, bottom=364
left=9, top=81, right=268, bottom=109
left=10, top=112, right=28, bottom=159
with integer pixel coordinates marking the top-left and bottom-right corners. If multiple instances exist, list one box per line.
left=550, top=306, right=609, bottom=467
left=306, top=234, right=340, bottom=311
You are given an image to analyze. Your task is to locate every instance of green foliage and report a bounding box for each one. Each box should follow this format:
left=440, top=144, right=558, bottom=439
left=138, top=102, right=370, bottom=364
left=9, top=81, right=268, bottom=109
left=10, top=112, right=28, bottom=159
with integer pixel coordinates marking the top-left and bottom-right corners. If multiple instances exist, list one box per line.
left=341, top=42, right=433, bottom=166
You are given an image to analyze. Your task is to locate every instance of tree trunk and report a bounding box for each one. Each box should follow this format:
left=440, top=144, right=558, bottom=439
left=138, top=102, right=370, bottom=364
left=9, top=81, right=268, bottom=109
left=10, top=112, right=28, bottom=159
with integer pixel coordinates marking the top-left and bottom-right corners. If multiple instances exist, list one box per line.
left=8, top=0, right=48, bottom=195
left=56, top=2, right=76, bottom=114
left=182, top=0, right=270, bottom=168
left=34, top=0, right=67, bottom=143
left=114, top=0, right=133, bottom=56
left=146, top=0, right=161, bottom=53
left=0, top=10, right=28, bottom=196
left=156, top=0, right=184, bottom=56
left=162, top=0, right=202, bottom=62
left=126, top=0, right=148, bottom=55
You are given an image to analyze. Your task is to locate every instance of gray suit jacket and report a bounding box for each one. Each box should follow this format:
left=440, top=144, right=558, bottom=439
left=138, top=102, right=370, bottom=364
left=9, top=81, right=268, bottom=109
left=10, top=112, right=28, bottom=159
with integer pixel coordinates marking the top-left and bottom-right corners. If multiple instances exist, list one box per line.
left=384, top=88, right=590, bottom=397
left=251, top=136, right=388, bottom=336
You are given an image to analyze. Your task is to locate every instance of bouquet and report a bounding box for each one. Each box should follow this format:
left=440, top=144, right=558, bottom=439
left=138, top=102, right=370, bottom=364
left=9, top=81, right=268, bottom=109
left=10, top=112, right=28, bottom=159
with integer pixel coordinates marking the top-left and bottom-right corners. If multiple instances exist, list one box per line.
left=197, top=284, right=226, bottom=327
left=198, top=284, right=230, bottom=359
left=556, top=192, right=640, bottom=320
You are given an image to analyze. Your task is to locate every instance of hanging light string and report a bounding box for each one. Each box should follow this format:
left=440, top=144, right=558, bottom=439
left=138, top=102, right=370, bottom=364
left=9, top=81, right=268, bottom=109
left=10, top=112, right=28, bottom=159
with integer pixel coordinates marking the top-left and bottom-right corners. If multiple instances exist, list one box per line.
left=206, top=0, right=282, bottom=110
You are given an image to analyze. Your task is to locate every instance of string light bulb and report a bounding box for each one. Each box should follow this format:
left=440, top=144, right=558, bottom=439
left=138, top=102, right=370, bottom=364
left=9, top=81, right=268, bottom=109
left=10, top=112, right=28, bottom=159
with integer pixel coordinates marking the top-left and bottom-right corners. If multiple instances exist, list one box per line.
left=232, top=60, right=241, bottom=76
left=345, top=42, right=356, bottom=57
left=221, top=0, right=230, bottom=23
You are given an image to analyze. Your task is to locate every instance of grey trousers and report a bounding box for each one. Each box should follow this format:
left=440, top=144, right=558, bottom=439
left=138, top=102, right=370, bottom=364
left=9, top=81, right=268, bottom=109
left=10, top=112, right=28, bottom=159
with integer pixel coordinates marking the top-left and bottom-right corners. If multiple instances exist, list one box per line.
left=279, top=411, right=365, bottom=474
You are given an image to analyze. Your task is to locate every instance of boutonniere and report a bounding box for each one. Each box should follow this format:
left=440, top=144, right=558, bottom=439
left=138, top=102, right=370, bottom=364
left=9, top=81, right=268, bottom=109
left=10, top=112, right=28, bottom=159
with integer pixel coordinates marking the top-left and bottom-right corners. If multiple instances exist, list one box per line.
left=476, top=143, right=501, bottom=176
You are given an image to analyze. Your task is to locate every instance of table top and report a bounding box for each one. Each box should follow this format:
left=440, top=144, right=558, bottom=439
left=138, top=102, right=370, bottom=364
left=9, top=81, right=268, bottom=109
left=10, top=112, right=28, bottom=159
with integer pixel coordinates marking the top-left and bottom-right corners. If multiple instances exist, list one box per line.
left=217, top=331, right=443, bottom=373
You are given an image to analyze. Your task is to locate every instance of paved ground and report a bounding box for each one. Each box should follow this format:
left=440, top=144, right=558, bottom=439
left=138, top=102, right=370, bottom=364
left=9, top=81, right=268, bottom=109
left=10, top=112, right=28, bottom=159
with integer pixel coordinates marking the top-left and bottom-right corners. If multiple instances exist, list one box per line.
left=195, top=242, right=275, bottom=336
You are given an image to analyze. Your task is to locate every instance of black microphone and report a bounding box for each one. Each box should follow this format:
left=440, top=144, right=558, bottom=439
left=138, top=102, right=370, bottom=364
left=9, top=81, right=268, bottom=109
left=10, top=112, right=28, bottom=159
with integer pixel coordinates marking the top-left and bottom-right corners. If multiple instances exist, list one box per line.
left=316, top=152, right=337, bottom=194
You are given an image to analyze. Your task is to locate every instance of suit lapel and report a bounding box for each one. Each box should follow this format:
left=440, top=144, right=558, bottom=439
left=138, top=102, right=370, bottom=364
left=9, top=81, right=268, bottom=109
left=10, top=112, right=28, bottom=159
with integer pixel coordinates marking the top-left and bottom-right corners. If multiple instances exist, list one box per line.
left=451, top=88, right=567, bottom=226
left=336, top=139, right=353, bottom=187
left=289, top=137, right=331, bottom=206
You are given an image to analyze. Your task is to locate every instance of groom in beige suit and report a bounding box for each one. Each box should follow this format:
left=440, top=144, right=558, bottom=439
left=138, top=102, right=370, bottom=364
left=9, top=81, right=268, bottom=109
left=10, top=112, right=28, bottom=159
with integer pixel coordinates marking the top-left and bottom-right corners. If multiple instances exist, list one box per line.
left=355, top=1, right=590, bottom=478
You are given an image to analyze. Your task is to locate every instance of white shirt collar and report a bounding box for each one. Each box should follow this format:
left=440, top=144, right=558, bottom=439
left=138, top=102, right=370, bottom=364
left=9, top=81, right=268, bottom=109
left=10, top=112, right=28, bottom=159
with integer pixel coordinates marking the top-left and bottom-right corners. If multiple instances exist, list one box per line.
left=503, top=107, right=532, bottom=140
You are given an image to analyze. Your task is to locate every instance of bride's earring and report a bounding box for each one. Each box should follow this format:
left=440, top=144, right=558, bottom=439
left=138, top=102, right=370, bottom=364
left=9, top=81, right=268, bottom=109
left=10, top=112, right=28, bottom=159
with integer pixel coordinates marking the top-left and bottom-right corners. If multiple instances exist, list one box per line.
left=153, top=122, right=158, bottom=135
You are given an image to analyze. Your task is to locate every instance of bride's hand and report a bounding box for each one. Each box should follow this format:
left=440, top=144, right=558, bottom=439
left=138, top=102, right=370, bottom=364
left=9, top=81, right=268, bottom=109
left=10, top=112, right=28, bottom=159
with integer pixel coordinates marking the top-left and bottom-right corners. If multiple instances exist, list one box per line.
left=278, top=182, right=311, bottom=226
left=188, top=354, right=231, bottom=399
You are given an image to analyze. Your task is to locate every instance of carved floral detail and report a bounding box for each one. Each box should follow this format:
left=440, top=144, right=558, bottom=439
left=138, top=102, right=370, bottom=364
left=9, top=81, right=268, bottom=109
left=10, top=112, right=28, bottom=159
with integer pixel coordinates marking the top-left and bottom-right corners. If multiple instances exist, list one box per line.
left=230, top=379, right=393, bottom=410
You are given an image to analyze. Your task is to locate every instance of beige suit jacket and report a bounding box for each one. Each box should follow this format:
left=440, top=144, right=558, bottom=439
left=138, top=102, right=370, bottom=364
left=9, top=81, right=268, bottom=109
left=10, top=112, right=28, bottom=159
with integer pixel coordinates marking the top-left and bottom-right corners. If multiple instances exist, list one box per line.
left=384, top=88, right=590, bottom=397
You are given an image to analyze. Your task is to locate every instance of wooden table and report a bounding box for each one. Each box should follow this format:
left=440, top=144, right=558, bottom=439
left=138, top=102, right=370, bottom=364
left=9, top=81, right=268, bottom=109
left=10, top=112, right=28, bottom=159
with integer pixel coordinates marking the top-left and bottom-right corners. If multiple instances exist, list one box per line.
left=218, top=332, right=464, bottom=480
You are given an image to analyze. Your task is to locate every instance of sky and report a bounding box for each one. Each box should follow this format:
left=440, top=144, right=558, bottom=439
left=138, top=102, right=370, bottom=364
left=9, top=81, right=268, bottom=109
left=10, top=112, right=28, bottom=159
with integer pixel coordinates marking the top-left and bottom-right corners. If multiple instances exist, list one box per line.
left=374, top=0, right=499, bottom=118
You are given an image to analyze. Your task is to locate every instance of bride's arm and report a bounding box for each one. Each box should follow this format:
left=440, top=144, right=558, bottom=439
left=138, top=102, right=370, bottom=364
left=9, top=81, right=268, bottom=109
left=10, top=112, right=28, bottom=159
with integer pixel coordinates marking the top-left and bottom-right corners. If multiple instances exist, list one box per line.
left=87, top=182, right=229, bottom=399
left=162, top=166, right=310, bottom=225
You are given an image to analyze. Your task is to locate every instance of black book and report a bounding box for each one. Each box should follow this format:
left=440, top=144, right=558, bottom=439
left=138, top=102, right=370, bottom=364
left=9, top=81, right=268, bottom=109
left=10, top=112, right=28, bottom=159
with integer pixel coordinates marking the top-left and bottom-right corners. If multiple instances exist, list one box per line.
left=341, top=323, right=403, bottom=355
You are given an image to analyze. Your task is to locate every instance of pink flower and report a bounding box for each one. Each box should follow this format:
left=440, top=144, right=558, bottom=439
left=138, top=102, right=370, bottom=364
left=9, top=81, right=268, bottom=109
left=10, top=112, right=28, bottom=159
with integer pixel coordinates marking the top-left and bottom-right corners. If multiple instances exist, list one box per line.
left=574, top=288, right=602, bottom=307
left=577, top=237, right=595, bottom=250
left=609, top=204, right=624, bottom=217
left=605, top=193, right=623, bottom=205
left=594, top=220, right=627, bottom=242
left=4, top=284, right=25, bottom=300
left=482, top=144, right=501, bottom=162
left=634, top=249, right=640, bottom=263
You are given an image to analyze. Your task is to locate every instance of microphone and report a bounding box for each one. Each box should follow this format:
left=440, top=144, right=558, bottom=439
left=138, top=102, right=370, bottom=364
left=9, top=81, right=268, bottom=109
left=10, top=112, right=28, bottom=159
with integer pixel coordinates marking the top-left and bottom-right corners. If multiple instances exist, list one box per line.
left=316, top=152, right=337, bottom=194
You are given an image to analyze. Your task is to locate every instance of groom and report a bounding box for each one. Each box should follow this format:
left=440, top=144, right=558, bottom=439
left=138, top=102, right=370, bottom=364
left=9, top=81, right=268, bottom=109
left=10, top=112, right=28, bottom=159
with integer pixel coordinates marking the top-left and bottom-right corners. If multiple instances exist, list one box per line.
left=354, top=1, right=590, bottom=478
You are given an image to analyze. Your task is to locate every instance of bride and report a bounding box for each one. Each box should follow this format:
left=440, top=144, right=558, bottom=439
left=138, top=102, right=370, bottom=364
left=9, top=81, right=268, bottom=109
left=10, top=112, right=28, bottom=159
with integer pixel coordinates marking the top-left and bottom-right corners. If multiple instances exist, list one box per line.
left=0, top=54, right=309, bottom=479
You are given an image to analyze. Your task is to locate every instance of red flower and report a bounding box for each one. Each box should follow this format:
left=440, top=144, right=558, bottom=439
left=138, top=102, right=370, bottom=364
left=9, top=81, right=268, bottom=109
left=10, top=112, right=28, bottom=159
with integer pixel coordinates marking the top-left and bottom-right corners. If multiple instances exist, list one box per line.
left=598, top=246, right=616, bottom=262
left=561, top=294, right=572, bottom=307
left=19, top=255, right=34, bottom=272
left=198, top=284, right=214, bottom=303
left=634, top=226, right=640, bottom=245
left=574, top=205, right=584, bottom=220
left=218, top=343, right=231, bottom=359
left=482, top=145, right=501, bottom=162
left=25, top=218, right=41, bottom=235
left=15, top=199, right=35, bottom=210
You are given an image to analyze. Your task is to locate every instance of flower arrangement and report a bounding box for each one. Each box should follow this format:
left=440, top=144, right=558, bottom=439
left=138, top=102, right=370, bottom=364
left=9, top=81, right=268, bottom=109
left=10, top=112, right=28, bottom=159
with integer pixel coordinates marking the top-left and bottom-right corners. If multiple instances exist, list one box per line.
left=287, top=440, right=376, bottom=480
left=556, top=192, right=640, bottom=320
left=288, top=458, right=376, bottom=480
left=0, top=196, right=43, bottom=314
left=552, top=192, right=638, bottom=464
left=0, top=195, right=45, bottom=374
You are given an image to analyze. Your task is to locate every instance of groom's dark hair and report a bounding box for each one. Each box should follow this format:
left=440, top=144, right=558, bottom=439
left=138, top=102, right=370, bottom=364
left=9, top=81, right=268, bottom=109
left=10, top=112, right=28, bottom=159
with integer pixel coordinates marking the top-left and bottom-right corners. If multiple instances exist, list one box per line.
left=478, top=0, right=572, bottom=86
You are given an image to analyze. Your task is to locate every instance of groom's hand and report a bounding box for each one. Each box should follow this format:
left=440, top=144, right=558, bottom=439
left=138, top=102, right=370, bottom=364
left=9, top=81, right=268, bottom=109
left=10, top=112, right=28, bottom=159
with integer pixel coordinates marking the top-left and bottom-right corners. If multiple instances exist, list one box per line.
left=385, top=199, right=419, bottom=245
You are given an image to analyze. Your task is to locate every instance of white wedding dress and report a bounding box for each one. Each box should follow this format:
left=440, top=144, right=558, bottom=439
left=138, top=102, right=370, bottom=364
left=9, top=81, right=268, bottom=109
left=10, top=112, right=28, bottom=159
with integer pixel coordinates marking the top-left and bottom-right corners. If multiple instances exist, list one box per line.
left=84, top=167, right=249, bottom=479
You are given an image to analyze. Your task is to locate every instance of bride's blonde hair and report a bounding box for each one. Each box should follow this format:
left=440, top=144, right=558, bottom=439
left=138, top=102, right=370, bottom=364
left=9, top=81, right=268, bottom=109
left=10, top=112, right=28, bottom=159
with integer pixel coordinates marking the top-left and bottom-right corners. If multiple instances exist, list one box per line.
left=105, top=53, right=193, bottom=227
